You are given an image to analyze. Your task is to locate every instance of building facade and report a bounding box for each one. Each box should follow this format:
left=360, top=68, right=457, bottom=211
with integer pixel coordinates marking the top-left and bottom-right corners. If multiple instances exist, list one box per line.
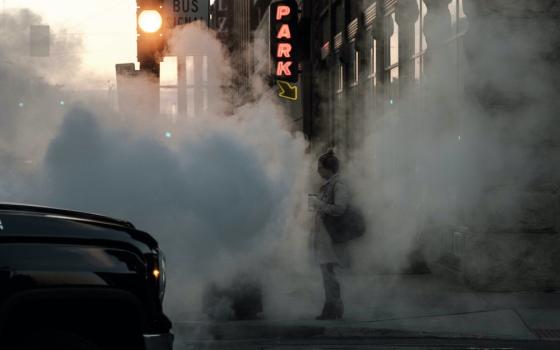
left=305, top=0, right=468, bottom=155
left=248, top=0, right=560, bottom=290
left=211, top=0, right=255, bottom=104
left=251, top=0, right=468, bottom=147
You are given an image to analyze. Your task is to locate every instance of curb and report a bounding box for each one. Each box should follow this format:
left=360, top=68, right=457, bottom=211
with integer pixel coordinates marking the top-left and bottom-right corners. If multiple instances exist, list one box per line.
left=174, top=321, right=478, bottom=341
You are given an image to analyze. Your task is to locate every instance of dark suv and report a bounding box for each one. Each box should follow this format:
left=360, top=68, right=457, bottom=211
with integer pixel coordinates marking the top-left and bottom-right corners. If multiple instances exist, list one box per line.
left=0, top=204, right=173, bottom=350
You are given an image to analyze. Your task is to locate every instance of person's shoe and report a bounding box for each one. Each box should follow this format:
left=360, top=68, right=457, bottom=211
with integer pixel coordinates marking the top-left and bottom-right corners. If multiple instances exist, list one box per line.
left=316, top=302, right=337, bottom=320
left=319, top=300, right=343, bottom=320
left=333, top=301, right=344, bottom=319
left=315, top=313, right=337, bottom=320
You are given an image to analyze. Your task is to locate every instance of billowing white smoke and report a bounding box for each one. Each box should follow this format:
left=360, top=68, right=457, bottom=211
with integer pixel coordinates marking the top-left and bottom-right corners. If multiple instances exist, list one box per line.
left=0, top=9, right=82, bottom=83
left=37, top=103, right=310, bottom=315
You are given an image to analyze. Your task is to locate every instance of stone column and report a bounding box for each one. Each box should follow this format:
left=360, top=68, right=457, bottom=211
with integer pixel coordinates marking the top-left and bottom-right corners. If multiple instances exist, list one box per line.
left=395, top=0, right=419, bottom=95
left=422, top=0, right=454, bottom=132
left=423, top=0, right=453, bottom=57
left=394, top=0, right=420, bottom=162
left=418, top=0, right=456, bottom=225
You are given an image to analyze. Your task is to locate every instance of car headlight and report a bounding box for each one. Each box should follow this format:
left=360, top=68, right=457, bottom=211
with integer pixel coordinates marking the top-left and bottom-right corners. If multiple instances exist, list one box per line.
left=151, top=248, right=166, bottom=303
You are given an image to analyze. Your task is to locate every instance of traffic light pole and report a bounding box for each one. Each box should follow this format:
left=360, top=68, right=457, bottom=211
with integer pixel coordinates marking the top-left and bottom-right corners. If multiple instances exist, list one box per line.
left=139, top=59, right=161, bottom=117
left=136, top=0, right=165, bottom=118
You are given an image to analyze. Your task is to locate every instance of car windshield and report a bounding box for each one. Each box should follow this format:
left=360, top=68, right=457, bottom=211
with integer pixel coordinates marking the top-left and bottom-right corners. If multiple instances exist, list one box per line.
left=1, top=0, right=559, bottom=347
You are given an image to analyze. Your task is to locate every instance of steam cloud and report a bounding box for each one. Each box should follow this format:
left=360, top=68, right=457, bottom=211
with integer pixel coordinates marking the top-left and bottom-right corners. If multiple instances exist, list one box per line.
left=2, top=2, right=558, bottom=330
left=1, top=14, right=312, bottom=319
left=345, top=1, right=560, bottom=289
left=0, top=9, right=83, bottom=164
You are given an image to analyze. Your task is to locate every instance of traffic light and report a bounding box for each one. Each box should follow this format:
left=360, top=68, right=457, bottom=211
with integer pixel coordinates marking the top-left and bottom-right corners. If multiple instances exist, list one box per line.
left=137, top=0, right=165, bottom=76
left=270, top=0, right=299, bottom=83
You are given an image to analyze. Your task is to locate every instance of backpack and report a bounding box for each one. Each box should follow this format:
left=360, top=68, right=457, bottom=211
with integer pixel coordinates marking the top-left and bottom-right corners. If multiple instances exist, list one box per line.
left=321, top=182, right=366, bottom=245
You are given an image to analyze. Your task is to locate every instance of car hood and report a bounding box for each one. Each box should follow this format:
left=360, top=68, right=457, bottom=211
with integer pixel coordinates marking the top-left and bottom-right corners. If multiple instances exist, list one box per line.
left=0, top=211, right=158, bottom=253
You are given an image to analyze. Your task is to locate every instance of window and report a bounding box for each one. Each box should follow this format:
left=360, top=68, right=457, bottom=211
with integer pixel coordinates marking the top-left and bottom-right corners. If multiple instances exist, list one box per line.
left=388, top=67, right=399, bottom=106
left=160, top=55, right=208, bottom=120
left=414, top=0, right=427, bottom=81
left=202, top=55, right=208, bottom=84
left=368, top=36, right=377, bottom=117
left=385, top=12, right=399, bottom=106
left=369, top=37, right=377, bottom=82
left=449, top=0, right=468, bottom=36
left=385, top=12, right=399, bottom=67
left=414, top=57, right=423, bottom=80
left=355, top=50, right=359, bottom=84
left=181, top=55, right=209, bottom=118
left=337, top=62, right=344, bottom=93
left=160, top=56, right=178, bottom=118
left=458, top=0, right=468, bottom=34
left=415, top=0, right=427, bottom=55
left=459, top=0, right=466, bottom=18
left=348, top=43, right=359, bottom=86
left=334, top=60, right=346, bottom=154
left=390, top=68, right=399, bottom=84
left=449, top=0, right=458, bottom=29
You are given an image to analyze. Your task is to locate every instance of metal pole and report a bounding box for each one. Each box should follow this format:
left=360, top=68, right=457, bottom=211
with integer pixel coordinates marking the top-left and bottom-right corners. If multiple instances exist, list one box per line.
left=139, top=59, right=161, bottom=117
left=194, top=55, right=203, bottom=115
left=177, top=55, right=187, bottom=118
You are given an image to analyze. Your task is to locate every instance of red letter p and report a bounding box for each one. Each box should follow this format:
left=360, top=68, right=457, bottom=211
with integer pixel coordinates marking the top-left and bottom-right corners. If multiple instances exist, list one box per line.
left=276, top=5, right=291, bottom=20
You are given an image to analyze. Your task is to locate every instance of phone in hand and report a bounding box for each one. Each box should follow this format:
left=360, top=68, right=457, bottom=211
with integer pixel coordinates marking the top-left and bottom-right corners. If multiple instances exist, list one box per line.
left=308, top=194, right=318, bottom=211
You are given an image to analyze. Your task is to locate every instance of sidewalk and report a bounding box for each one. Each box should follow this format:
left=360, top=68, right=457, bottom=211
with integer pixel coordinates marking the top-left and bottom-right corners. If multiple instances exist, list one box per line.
left=173, top=272, right=560, bottom=344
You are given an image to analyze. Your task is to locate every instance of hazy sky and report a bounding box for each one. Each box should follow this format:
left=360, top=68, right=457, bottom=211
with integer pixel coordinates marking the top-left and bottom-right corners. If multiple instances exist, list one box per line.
left=3, top=0, right=215, bottom=87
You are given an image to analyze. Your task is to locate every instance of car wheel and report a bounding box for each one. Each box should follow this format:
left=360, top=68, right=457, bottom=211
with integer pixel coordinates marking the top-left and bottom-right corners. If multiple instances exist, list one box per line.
left=16, top=330, right=105, bottom=350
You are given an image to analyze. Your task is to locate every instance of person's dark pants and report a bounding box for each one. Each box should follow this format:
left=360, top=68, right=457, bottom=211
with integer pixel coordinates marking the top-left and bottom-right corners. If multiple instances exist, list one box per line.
left=320, top=263, right=343, bottom=318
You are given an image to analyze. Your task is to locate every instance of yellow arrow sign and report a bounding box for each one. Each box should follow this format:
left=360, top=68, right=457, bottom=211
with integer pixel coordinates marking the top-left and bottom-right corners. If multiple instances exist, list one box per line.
left=277, top=80, right=298, bottom=101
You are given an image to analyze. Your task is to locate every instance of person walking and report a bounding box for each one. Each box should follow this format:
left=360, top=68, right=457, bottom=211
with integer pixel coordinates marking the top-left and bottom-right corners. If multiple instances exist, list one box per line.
left=309, top=150, right=350, bottom=320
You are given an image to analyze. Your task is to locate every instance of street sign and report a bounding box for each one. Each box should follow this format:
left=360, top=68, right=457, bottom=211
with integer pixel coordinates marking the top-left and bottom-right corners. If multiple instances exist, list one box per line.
left=270, top=0, right=299, bottom=83
left=164, top=0, right=209, bottom=28
left=214, top=0, right=229, bottom=36
left=277, top=80, right=298, bottom=101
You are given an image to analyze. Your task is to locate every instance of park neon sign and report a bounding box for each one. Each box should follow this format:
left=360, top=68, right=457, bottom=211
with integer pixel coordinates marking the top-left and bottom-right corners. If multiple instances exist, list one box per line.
left=270, top=0, right=299, bottom=83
